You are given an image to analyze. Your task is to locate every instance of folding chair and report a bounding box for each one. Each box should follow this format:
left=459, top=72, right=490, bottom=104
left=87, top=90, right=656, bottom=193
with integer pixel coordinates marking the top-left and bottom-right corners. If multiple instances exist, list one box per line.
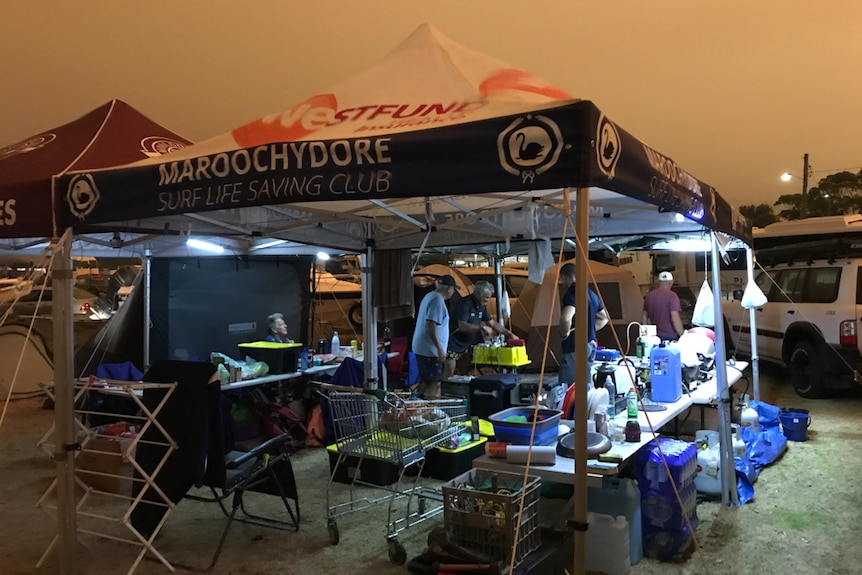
left=131, top=360, right=299, bottom=569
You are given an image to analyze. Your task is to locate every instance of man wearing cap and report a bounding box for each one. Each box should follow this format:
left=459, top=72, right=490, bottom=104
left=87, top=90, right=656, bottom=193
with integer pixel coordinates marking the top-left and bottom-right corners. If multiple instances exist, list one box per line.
left=643, top=271, right=684, bottom=341
left=412, top=274, right=458, bottom=398
left=444, top=280, right=515, bottom=379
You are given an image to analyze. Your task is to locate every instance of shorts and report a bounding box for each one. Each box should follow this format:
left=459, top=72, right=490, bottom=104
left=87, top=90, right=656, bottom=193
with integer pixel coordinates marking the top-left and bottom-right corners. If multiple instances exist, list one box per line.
left=415, top=354, right=443, bottom=383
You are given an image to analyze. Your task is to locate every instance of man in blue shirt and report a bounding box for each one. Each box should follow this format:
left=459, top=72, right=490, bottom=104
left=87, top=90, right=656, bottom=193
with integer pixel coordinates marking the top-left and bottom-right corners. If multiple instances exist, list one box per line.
left=444, top=280, right=514, bottom=379
left=558, top=263, right=608, bottom=386
left=264, top=312, right=293, bottom=343
left=411, top=275, right=458, bottom=398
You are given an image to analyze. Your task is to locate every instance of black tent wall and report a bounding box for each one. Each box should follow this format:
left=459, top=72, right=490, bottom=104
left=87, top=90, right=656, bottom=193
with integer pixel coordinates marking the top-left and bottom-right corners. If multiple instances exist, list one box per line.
left=150, top=256, right=312, bottom=364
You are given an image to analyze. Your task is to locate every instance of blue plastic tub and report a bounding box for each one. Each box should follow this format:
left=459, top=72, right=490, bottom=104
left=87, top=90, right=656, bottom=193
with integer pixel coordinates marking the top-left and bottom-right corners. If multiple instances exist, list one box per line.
left=488, top=407, right=562, bottom=446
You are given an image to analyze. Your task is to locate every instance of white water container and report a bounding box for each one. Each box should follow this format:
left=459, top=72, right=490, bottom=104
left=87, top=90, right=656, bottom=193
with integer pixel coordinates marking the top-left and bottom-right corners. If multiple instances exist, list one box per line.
left=740, top=397, right=760, bottom=433
left=731, top=423, right=746, bottom=457
left=585, top=512, right=631, bottom=575
left=588, top=478, right=643, bottom=565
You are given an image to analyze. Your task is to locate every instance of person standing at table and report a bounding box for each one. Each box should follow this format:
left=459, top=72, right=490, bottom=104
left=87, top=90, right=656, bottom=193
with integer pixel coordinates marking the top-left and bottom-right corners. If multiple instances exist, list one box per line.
left=444, top=280, right=515, bottom=379
left=265, top=312, right=294, bottom=343
left=558, top=263, right=608, bottom=386
left=643, top=271, right=684, bottom=341
left=412, top=275, right=458, bottom=398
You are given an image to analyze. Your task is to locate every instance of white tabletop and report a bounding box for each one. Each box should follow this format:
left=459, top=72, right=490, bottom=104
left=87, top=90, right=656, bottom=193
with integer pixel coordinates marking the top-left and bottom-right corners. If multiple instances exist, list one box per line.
left=687, top=360, right=748, bottom=405
left=220, top=363, right=338, bottom=391
left=473, top=390, right=693, bottom=486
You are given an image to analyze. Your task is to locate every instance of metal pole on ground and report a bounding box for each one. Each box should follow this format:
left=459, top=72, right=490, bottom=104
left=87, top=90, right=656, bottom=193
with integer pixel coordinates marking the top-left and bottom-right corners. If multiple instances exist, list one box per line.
left=711, top=233, right=738, bottom=506
left=52, top=230, right=78, bottom=574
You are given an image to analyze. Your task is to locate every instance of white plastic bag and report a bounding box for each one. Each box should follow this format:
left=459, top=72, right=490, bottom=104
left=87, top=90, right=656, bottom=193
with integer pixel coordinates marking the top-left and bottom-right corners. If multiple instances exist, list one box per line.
left=691, top=280, right=715, bottom=327
left=740, top=281, right=768, bottom=309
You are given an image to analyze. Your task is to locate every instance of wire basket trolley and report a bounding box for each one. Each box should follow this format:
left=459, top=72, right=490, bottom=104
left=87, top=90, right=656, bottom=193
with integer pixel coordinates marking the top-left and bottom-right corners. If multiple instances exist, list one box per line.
left=325, top=390, right=467, bottom=564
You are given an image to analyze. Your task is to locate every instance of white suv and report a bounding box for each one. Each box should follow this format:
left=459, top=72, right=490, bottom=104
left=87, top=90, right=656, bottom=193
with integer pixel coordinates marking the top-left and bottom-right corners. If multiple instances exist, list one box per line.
left=723, top=255, right=862, bottom=398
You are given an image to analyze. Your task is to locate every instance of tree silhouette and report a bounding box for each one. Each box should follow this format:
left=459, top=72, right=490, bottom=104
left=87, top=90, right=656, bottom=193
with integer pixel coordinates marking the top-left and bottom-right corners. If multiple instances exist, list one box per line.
left=739, top=203, right=779, bottom=228
left=775, top=169, right=862, bottom=219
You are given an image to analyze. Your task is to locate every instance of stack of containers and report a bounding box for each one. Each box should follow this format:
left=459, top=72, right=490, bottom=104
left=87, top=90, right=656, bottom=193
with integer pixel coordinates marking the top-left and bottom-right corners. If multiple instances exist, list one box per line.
left=587, top=477, right=643, bottom=566
left=636, top=438, right=698, bottom=562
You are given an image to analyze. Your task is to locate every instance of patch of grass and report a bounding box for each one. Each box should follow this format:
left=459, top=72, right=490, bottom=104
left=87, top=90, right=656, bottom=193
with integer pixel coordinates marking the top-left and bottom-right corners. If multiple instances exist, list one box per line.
left=772, top=508, right=830, bottom=531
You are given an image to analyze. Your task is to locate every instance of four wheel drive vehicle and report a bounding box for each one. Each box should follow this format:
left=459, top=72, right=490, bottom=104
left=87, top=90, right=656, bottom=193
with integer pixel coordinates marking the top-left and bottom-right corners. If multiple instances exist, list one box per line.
left=722, top=258, right=862, bottom=398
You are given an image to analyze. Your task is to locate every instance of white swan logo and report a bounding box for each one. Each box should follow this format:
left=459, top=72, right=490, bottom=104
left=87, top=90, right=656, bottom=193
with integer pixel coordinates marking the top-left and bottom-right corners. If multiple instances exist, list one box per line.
left=140, top=136, right=187, bottom=158
left=66, top=174, right=100, bottom=220
left=0, top=133, right=57, bottom=159
left=497, top=115, right=564, bottom=184
left=596, top=114, right=621, bottom=179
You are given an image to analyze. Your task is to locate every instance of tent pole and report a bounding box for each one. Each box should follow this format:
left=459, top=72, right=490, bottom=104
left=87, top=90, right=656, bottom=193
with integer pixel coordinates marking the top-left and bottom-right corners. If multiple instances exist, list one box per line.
left=745, top=246, right=760, bottom=401
left=572, top=187, right=589, bottom=575
left=143, top=247, right=152, bottom=370
left=361, top=245, right=378, bottom=389
left=52, top=230, right=78, bottom=574
left=492, top=248, right=504, bottom=324
left=711, top=233, right=738, bottom=506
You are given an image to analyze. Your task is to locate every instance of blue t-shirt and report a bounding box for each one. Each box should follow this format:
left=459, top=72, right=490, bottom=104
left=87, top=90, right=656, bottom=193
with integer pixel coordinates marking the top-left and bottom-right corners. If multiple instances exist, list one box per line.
left=265, top=335, right=290, bottom=343
left=448, top=295, right=492, bottom=353
left=412, top=290, right=450, bottom=357
left=561, top=284, right=603, bottom=353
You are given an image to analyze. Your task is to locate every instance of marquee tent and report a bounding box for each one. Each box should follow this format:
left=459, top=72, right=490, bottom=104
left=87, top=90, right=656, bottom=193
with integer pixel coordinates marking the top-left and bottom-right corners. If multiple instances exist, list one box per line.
left=51, top=24, right=752, bottom=574
left=0, top=100, right=192, bottom=249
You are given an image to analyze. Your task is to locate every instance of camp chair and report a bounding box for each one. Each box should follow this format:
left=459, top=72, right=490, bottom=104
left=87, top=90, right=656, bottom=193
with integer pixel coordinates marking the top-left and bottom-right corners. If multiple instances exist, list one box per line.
left=131, top=360, right=299, bottom=569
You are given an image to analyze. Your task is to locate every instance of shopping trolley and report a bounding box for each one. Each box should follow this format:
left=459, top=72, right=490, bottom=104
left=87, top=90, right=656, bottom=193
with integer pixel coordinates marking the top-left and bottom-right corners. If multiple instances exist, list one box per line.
left=324, top=390, right=467, bottom=564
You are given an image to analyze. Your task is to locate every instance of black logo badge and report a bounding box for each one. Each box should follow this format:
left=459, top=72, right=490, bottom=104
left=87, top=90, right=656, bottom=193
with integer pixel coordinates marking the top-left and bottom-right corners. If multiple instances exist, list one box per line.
left=596, top=114, right=621, bottom=179
left=498, top=114, right=563, bottom=184
left=66, top=174, right=100, bottom=220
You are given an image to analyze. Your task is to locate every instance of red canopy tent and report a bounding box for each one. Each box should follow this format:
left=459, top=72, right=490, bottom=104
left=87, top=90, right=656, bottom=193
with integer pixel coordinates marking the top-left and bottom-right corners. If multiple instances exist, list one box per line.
left=0, top=99, right=191, bottom=239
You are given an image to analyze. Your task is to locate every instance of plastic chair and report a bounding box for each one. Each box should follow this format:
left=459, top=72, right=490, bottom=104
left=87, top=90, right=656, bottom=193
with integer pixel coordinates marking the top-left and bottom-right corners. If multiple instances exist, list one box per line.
left=131, top=360, right=299, bottom=569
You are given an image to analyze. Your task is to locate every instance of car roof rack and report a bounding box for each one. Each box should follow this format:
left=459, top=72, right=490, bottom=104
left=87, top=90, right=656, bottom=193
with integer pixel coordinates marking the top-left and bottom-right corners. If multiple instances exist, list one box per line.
left=756, top=237, right=862, bottom=267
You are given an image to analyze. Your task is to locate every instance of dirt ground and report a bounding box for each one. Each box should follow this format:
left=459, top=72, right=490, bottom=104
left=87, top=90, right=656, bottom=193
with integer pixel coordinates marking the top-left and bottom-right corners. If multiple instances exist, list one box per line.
left=1, top=362, right=861, bottom=575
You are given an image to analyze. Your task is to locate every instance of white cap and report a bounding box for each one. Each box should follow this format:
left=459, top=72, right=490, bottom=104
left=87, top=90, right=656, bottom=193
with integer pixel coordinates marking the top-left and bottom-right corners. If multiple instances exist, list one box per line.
left=658, top=271, right=674, bottom=282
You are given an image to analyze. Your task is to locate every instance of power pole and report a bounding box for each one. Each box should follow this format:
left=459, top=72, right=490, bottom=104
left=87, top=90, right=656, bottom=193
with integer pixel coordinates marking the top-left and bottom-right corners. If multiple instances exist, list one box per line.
left=801, top=153, right=810, bottom=218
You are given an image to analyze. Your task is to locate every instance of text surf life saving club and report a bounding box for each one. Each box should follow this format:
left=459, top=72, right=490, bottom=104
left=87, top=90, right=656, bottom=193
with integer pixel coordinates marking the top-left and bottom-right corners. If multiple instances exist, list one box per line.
left=156, top=138, right=393, bottom=212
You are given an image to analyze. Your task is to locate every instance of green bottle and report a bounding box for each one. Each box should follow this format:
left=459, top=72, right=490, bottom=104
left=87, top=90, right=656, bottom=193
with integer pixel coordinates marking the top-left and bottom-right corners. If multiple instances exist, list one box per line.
left=626, top=388, right=638, bottom=419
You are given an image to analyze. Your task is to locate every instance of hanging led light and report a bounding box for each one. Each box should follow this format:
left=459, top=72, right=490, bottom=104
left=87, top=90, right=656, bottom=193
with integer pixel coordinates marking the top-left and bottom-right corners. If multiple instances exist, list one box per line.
left=186, top=238, right=224, bottom=253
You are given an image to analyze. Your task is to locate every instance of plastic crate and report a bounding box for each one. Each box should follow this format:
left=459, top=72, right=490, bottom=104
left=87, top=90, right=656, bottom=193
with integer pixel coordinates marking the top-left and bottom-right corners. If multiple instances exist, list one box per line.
left=442, top=468, right=541, bottom=566
left=423, top=437, right=487, bottom=480
left=472, top=345, right=530, bottom=367
left=488, top=407, right=562, bottom=446
left=326, top=444, right=400, bottom=486
left=238, top=341, right=302, bottom=374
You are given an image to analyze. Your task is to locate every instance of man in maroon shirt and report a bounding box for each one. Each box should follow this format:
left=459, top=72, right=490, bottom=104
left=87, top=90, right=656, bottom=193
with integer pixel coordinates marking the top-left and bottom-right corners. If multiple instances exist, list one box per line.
left=643, top=271, right=684, bottom=341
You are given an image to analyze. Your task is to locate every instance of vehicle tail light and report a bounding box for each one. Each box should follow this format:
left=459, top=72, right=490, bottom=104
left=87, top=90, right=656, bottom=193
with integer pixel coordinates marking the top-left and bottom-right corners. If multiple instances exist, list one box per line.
left=839, top=320, right=856, bottom=347
left=80, top=302, right=91, bottom=312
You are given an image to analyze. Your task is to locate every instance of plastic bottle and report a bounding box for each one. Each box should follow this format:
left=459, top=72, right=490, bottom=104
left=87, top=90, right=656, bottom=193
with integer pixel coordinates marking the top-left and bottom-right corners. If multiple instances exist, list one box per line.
left=605, top=376, right=617, bottom=418
left=331, top=331, right=341, bottom=356
left=627, top=387, right=638, bottom=419
left=635, top=335, right=644, bottom=359
left=299, top=347, right=309, bottom=370
left=740, top=395, right=760, bottom=433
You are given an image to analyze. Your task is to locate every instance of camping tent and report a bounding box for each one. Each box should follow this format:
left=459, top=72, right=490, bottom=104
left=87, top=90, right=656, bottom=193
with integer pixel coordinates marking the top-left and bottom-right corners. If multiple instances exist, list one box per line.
left=51, top=24, right=751, bottom=574
left=514, top=259, right=644, bottom=369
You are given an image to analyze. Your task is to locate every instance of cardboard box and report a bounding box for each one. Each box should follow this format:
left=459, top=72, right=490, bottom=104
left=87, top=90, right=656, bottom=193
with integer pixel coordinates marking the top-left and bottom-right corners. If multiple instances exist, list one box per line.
left=76, top=437, right=135, bottom=495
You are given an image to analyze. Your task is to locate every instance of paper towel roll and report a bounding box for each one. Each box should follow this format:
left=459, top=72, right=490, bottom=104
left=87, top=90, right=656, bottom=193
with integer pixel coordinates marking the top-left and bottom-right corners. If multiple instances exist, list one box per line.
left=506, top=445, right=557, bottom=465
